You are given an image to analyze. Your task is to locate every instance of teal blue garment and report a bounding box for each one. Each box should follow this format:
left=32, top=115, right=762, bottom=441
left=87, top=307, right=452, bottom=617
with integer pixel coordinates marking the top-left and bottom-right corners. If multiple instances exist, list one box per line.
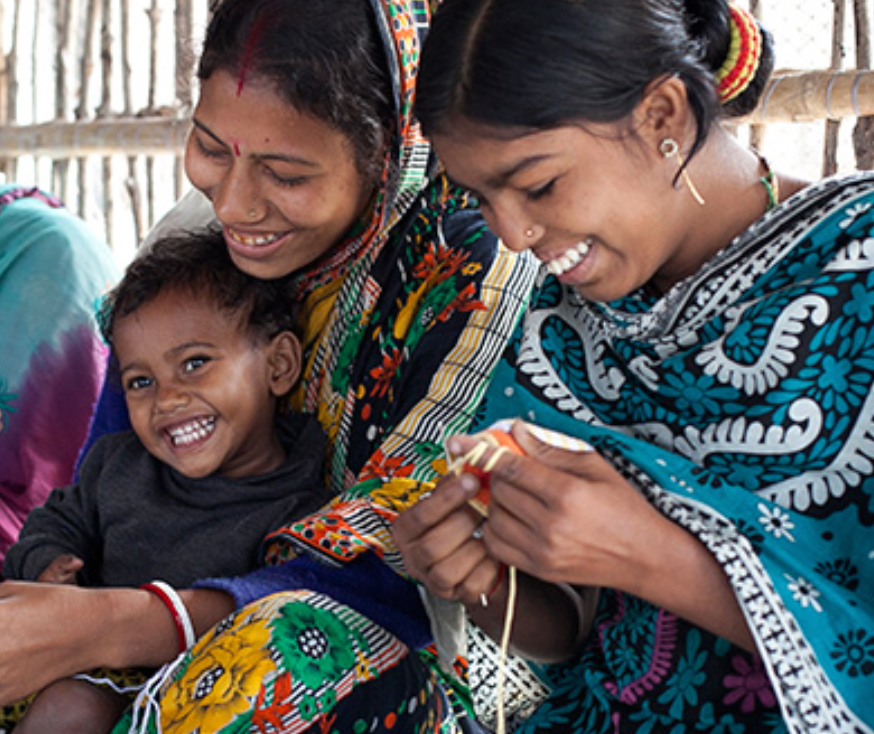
left=473, top=173, right=874, bottom=734
left=0, top=184, right=119, bottom=562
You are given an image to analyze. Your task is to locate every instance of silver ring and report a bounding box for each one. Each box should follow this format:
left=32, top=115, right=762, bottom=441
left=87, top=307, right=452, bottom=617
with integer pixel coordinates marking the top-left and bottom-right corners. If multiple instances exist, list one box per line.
left=472, top=526, right=484, bottom=540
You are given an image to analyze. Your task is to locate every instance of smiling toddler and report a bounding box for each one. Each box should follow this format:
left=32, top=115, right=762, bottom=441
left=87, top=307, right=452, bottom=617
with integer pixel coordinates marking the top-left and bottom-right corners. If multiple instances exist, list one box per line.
left=3, top=228, right=329, bottom=734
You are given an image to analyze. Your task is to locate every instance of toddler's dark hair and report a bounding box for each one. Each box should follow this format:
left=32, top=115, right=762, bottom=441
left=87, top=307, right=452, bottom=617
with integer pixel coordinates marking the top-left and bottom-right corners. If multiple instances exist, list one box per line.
left=99, top=227, right=300, bottom=346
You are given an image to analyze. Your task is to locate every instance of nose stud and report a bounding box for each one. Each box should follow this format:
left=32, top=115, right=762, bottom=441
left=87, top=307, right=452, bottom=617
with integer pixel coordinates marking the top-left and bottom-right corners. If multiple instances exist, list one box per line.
left=248, top=208, right=257, bottom=219
left=525, top=228, right=535, bottom=238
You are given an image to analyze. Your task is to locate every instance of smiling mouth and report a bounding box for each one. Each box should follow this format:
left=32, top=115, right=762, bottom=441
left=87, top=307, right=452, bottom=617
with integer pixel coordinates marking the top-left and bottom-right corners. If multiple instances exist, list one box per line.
left=225, top=227, right=286, bottom=247
left=166, top=417, right=216, bottom=447
left=546, top=238, right=593, bottom=277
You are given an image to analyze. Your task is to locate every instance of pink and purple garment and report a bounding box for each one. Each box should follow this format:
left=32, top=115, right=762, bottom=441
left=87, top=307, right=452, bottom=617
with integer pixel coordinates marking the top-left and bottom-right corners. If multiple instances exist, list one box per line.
left=0, top=184, right=119, bottom=563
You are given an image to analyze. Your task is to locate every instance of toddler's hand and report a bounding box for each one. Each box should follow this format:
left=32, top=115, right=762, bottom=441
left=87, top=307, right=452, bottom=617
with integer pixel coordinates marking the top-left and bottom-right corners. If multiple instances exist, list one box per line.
left=38, top=555, right=84, bottom=585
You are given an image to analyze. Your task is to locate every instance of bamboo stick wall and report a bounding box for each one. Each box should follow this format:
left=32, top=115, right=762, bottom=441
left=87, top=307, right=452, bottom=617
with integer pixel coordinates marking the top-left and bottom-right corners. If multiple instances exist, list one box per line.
left=0, top=0, right=207, bottom=265
left=0, top=0, right=871, bottom=266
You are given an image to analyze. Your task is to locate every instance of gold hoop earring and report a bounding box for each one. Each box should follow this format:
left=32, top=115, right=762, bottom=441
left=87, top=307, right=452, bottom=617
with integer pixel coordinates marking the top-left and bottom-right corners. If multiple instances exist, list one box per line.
left=659, top=137, right=705, bottom=206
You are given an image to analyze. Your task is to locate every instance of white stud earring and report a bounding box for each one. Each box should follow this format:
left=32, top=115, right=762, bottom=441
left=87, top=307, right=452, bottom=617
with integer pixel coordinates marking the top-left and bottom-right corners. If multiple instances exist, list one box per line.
left=659, top=137, right=705, bottom=206
left=659, top=137, right=679, bottom=159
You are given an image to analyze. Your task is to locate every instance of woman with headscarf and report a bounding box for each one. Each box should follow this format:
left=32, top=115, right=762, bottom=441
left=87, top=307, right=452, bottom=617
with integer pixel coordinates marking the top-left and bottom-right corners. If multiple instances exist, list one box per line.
left=0, top=0, right=537, bottom=731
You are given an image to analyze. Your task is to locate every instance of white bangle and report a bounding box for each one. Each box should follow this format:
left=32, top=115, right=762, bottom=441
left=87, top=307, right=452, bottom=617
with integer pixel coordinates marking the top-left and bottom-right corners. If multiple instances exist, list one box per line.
left=140, top=580, right=196, bottom=653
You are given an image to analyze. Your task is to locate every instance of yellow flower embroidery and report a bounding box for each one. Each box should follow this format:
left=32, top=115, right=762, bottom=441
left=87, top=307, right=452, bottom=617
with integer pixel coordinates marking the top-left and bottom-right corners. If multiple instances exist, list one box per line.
left=369, top=477, right=432, bottom=512
left=161, top=619, right=275, bottom=734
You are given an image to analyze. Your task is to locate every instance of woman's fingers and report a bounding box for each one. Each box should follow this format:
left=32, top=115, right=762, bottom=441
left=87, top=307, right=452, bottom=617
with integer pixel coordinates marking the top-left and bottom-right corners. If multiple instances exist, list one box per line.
left=393, top=472, right=477, bottom=546
left=393, top=473, right=481, bottom=568
left=456, top=424, right=660, bottom=589
left=510, top=420, right=597, bottom=479
left=393, top=471, right=494, bottom=601
left=397, top=426, right=645, bottom=600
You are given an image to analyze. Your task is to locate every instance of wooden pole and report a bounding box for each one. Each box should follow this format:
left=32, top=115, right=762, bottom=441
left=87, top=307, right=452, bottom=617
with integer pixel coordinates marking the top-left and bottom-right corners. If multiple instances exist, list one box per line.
left=174, top=0, right=194, bottom=201
left=75, top=0, right=98, bottom=120
left=5, top=0, right=22, bottom=181
left=99, top=0, right=113, bottom=244
left=147, top=1, right=160, bottom=111
left=741, top=69, right=874, bottom=124
left=54, top=0, right=71, bottom=119
left=53, top=0, right=74, bottom=200
left=176, top=0, right=193, bottom=109
left=0, top=117, right=191, bottom=157
left=8, top=0, right=20, bottom=122
left=32, top=0, right=41, bottom=123
left=0, top=68, right=869, bottom=163
left=120, top=0, right=131, bottom=116
left=748, top=0, right=766, bottom=153
left=121, top=0, right=144, bottom=245
left=147, top=0, right=161, bottom=228
left=823, top=0, right=845, bottom=178
left=76, top=0, right=100, bottom=219
left=0, top=1, right=8, bottom=178
left=852, top=0, right=874, bottom=169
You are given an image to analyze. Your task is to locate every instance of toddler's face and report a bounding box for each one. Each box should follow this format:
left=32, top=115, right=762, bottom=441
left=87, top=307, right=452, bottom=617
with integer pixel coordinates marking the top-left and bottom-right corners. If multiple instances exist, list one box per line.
left=113, top=288, right=289, bottom=479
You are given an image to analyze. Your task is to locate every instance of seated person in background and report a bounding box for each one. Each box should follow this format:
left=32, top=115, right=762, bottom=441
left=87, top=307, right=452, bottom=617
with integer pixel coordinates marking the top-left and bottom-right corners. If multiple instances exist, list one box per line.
left=0, top=184, right=119, bottom=563
left=3, top=228, right=330, bottom=734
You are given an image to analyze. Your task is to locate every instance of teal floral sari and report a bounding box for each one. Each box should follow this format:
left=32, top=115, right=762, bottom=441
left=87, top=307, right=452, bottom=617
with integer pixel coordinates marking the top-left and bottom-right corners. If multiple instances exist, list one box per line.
left=472, top=173, right=874, bottom=733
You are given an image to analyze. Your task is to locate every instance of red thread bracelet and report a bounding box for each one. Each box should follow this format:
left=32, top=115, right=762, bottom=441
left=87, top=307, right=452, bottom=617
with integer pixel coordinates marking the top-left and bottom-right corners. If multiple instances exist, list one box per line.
left=479, top=563, right=508, bottom=606
left=487, top=564, right=507, bottom=600
left=140, top=580, right=195, bottom=655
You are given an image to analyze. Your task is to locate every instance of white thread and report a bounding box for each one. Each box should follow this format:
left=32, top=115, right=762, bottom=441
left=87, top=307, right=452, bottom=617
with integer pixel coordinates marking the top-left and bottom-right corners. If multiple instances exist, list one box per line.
left=495, top=566, right=518, bottom=734
left=72, top=672, right=147, bottom=695
left=128, top=653, right=188, bottom=734
left=448, top=431, right=518, bottom=734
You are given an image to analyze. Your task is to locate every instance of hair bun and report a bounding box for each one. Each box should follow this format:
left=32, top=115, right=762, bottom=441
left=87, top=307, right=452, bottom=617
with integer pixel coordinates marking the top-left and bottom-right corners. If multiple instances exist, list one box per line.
left=716, top=4, right=763, bottom=104
left=716, top=3, right=775, bottom=117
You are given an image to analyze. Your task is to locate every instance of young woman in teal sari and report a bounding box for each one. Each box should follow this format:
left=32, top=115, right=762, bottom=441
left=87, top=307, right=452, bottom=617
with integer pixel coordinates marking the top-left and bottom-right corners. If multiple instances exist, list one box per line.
left=395, top=1, right=874, bottom=732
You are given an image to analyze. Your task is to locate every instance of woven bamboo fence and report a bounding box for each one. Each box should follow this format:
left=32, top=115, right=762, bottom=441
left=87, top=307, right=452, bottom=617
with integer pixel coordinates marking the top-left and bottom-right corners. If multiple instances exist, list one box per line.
left=0, top=0, right=871, bottom=264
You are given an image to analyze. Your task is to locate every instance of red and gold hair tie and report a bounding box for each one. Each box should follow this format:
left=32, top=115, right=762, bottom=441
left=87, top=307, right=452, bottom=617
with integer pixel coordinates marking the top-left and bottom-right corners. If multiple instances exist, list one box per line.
left=715, top=4, right=763, bottom=104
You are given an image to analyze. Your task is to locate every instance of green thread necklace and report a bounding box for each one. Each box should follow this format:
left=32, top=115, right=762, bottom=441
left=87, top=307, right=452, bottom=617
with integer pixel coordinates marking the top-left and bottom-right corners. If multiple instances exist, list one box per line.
left=757, top=152, right=780, bottom=211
